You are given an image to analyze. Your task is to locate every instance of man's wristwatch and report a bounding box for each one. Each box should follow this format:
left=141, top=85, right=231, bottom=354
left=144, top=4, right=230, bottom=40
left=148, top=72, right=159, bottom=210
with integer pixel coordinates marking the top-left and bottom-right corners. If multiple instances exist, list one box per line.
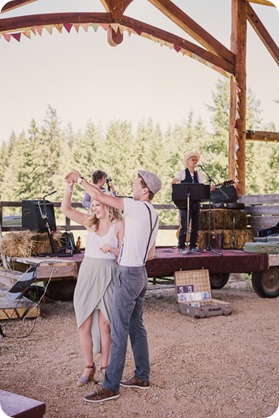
left=77, top=176, right=84, bottom=185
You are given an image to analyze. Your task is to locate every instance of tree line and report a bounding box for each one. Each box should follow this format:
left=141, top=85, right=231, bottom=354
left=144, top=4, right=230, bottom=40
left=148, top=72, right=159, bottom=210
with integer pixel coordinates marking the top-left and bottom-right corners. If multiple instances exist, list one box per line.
left=0, top=79, right=278, bottom=225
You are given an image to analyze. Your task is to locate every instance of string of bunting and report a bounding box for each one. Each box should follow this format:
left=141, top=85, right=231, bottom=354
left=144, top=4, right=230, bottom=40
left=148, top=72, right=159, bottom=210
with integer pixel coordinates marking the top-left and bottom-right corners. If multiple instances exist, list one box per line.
left=0, top=21, right=230, bottom=78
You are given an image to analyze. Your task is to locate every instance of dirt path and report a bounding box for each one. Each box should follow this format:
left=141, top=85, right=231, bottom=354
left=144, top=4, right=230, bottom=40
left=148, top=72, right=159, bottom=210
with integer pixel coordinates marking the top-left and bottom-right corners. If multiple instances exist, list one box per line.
left=1, top=281, right=278, bottom=418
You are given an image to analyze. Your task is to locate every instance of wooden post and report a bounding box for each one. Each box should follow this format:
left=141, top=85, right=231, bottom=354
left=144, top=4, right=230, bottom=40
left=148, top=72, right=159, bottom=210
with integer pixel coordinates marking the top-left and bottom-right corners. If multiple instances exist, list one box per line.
left=230, top=0, right=247, bottom=195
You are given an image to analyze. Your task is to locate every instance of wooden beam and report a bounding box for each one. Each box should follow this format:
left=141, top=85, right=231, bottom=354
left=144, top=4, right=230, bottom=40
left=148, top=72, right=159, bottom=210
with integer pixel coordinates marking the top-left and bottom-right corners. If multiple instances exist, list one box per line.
left=100, top=0, right=134, bottom=17
left=100, top=1, right=134, bottom=45
left=248, top=0, right=276, bottom=6
left=122, top=15, right=235, bottom=74
left=148, top=0, right=235, bottom=66
left=229, top=77, right=237, bottom=182
left=247, top=3, right=279, bottom=66
left=0, top=13, right=235, bottom=74
left=246, top=130, right=279, bottom=142
left=231, top=0, right=247, bottom=196
left=1, top=0, right=36, bottom=13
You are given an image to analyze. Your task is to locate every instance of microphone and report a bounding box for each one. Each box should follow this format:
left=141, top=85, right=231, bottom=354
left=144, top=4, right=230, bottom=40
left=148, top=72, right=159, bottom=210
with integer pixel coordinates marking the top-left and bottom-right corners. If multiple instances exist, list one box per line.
left=43, top=190, right=57, bottom=199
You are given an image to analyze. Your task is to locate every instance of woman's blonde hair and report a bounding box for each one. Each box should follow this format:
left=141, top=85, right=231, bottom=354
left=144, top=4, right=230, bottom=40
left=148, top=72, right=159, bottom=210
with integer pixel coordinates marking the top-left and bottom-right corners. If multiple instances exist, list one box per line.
left=84, top=200, right=123, bottom=230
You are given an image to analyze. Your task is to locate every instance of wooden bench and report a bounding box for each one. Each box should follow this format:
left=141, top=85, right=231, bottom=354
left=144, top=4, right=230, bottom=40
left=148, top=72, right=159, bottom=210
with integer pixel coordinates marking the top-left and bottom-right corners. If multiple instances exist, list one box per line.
left=0, top=390, right=46, bottom=418
left=238, top=194, right=279, bottom=236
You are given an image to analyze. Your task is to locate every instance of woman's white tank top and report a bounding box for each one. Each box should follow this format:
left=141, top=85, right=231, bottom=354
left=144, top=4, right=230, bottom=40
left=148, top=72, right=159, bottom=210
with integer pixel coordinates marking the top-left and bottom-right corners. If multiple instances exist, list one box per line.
left=84, top=221, right=118, bottom=260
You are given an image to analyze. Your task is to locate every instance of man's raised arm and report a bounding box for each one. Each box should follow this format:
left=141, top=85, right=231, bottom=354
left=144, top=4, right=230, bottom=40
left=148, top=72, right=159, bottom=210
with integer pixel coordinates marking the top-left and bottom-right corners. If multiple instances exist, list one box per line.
left=66, top=170, right=124, bottom=211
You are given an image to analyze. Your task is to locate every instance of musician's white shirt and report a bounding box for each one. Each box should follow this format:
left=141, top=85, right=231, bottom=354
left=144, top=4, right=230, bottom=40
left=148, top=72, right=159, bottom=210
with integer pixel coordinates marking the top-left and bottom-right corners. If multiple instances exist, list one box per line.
left=175, top=169, right=205, bottom=184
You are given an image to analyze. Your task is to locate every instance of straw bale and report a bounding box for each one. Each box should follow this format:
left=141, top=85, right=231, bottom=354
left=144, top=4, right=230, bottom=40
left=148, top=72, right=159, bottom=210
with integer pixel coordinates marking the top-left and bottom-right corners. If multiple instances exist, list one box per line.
left=0, top=231, right=62, bottom=257
left=197, top=229, right=254, bottom=250
left=200, top=209, right=248, bottom=230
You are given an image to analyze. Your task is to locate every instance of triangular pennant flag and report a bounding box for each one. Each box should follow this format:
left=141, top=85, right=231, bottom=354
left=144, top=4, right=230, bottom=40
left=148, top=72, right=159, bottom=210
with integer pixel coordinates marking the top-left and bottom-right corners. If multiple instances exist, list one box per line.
left=91, top=23, right=99, bottom=32
left=133, top=27, right=142, bottom=35
left=45, top=25, right=54, bottom=35
left=31, top=27, right=36, bottom=35
left=110, top=23, right=119, bottom=33
left=23, top=29, right=31, bottom=39
left=11, top=33, right=21, bottom=42
left=55, top=24, right=63, bottom=33
left=173, top=45, right=181, bottom=53
left=101, top=24, right=109, bottom=31
left=81, top=23, right=89, bottom=32
left=35, top=26, right=43, bottom=36
left=73, top=24, right=80, bottom=33
left=3, top=33, right=11, bottom=42
left=64, top=23, right=72, bottom=33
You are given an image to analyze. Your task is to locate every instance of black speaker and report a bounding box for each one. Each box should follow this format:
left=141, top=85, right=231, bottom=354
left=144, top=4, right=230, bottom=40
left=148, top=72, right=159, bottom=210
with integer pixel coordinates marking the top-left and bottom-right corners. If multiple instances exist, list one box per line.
left=22, top=200, right=56, bottom=232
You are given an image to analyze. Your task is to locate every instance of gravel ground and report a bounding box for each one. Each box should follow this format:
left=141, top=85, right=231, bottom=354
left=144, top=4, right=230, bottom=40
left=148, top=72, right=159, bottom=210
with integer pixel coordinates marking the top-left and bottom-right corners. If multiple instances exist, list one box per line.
left=0, top=278, right=278, bottom=418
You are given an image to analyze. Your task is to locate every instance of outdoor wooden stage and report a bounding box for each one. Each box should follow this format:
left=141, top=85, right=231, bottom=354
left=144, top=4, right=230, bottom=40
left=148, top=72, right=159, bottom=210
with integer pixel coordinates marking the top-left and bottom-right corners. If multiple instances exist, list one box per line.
left=5, top=247, right=272, bottom=281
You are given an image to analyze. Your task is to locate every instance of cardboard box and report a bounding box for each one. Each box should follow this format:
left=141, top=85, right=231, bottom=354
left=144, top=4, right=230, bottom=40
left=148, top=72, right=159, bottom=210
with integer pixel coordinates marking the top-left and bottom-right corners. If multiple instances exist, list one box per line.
left=174, top=269, right=232, bottom=319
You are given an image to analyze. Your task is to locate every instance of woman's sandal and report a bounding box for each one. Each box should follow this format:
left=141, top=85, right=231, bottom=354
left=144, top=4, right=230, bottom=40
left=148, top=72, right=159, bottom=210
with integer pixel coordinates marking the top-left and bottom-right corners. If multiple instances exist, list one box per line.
left=100, top=366, right=108, bottom=377
left=77, top=363, right=96, bottom=387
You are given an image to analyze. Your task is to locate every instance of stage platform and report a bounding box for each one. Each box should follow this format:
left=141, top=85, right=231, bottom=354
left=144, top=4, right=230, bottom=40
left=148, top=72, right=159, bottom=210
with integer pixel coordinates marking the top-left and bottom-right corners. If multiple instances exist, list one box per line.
left=5, top=247, right=269, bottom=281
left=146, top=247, right=269, bottom=278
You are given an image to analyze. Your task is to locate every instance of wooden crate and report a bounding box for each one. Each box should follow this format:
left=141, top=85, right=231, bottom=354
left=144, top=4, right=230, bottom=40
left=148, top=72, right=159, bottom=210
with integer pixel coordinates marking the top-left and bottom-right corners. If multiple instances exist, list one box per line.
left=0, top=291, right=40, bottom=320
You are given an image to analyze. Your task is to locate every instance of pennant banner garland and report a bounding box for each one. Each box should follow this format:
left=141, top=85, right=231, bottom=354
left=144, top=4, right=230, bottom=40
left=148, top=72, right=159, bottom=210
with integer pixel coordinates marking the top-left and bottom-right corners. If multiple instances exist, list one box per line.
left=0, top=22, right=231, bottom=78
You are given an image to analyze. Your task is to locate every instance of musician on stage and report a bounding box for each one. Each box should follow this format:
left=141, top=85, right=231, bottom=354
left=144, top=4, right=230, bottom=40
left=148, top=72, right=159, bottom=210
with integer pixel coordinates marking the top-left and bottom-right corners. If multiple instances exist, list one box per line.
left=172, top=151, right=205, bottom=254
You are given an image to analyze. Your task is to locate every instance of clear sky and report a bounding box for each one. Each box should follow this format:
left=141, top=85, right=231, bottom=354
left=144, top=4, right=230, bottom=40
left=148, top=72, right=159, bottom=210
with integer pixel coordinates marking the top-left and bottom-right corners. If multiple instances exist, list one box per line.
left=0, top=0, right=278, bottom=143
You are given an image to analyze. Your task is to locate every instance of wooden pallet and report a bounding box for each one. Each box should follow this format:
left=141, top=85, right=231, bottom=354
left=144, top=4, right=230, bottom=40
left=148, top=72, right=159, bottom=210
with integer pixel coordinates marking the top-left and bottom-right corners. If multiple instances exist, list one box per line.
left=0, top=290, right=40, bottom=320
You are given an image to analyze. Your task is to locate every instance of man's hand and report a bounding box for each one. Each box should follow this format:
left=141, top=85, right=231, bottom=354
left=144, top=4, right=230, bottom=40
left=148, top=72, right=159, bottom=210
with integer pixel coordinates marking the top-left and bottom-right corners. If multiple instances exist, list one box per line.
left=65, top=170, right=81, bottom=183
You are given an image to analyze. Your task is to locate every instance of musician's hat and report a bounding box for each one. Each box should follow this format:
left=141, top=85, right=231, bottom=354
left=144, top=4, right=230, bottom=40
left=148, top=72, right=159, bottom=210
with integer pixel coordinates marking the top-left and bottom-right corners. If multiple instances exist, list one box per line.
left=183, top=151, right=200, bottom=165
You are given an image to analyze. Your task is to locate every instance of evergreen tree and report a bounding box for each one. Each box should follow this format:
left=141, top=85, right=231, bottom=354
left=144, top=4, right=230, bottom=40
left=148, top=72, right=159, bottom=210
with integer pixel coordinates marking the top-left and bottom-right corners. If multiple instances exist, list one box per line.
left=102, top=120, right=135, bottom=196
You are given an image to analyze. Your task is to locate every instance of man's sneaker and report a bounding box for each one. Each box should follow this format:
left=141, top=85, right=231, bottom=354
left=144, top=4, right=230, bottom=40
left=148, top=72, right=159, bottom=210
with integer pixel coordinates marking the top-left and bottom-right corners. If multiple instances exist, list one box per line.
left=189, top=246, right=202, bottom=254
left=178, top=248, right=187, bottom=255
left=120, top=375, right=150, bottom=389
left=83, top=385, right=120, bottom=403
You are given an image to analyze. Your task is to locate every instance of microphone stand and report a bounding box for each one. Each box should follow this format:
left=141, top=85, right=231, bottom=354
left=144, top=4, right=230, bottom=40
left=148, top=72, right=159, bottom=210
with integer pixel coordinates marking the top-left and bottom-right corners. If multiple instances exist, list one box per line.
left=197, top=165, right=221, bottom=255
left=38, top=190, right=57, bottom=257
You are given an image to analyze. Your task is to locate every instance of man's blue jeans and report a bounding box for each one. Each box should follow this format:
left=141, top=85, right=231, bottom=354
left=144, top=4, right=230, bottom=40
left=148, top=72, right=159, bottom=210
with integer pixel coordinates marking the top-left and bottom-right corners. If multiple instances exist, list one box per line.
left=102, top=265, right=150, bottom=392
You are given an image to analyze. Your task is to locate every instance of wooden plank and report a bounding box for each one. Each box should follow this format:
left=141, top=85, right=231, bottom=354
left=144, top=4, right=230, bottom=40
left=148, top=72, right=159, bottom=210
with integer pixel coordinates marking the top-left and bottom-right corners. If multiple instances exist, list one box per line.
left=36, top=263, right=77, bottom=280
left=1, top=0, right=36, bottom=13
left=249, top=216, right=279, bottom=228
left=268, top=254, right=279, bottom=267
left=246, top=130, right=279, bottom=142
left=238, top=194, right=279, bottom=205
left=0, top=390, right=45, bottom=418
left=0, top=13, right=235, bottom=74
left=247, top=3, right=279, bottom=66
left=248, top=0, right=276, bottom=6
left=244, top=205, right=279, bottom=215
left=148, top=0, right=235, bottom=64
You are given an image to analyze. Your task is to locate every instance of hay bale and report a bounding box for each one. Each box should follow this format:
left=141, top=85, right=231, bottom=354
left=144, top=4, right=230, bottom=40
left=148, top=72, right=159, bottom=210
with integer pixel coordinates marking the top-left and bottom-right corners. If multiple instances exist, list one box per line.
left=200, top=209, right=248, bottom=230
left=30, top=231, right=62, bottom=255
left=0, top=231, right=34, bottom=257
left=0, top=231, right=62, bottom=257
left=197, top=229, right=254, bottom=250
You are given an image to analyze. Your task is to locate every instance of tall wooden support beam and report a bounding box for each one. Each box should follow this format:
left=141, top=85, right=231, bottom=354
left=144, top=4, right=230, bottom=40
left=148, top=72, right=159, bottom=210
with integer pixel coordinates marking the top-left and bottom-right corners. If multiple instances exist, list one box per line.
left=230, top=0, right=247, bottom=195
